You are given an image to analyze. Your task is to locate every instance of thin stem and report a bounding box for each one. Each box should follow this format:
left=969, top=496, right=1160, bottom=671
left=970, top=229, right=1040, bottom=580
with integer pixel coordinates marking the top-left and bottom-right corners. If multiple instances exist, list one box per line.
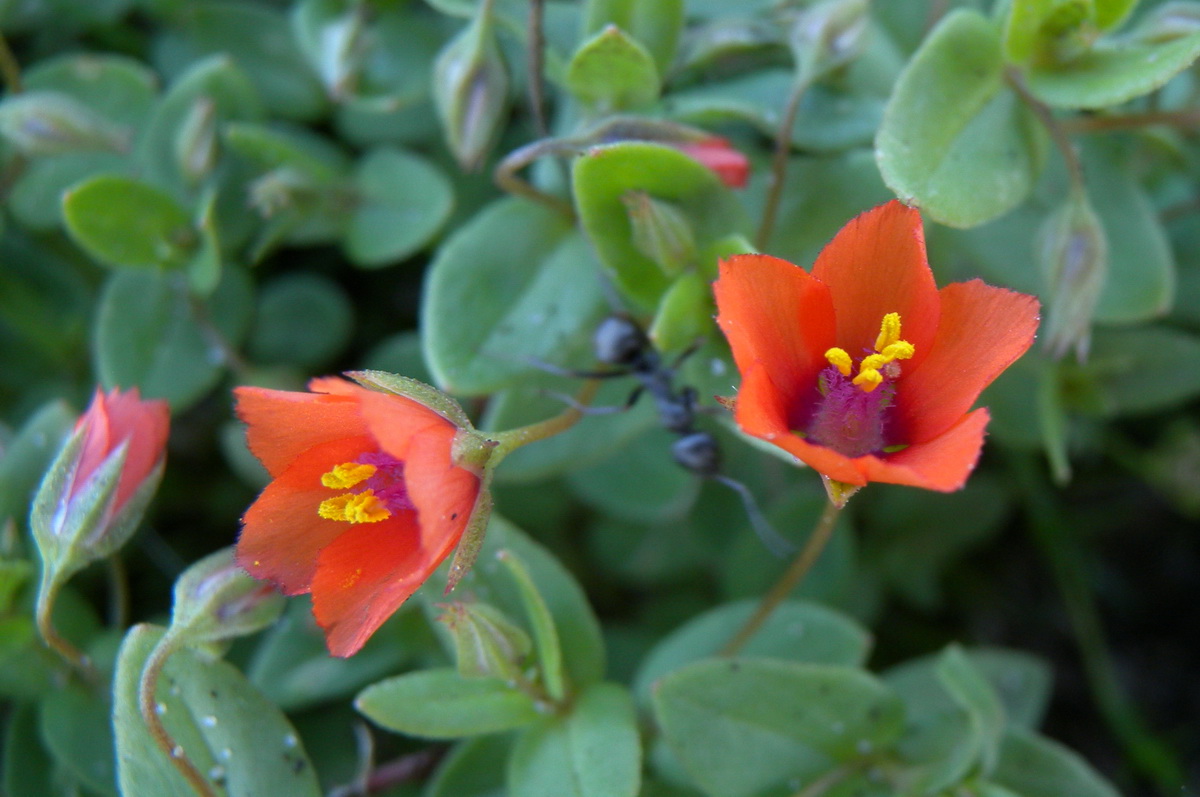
left=1060, top=108, right=1200, bottom=134
left=755, top=74, right=812, bottom=250
left=1008, top=453, right=1185, bottom=793
left=108, top=553, right=130, bottom=629
left=0, top=29, right=23, bottom=94
left=490, top=379, right=600, bottom=461
left=1006, top=68, right=1084, bottom=191
left=139, top=635, right=219, bottom=797
left=526, top=0, right=550, bottom=140
left=721, top=500, right=841, bottom=657
left=36, top=580, right=96, bottom=680
left=181, top=279, right=252, bottom=378
left=494, top=136, right=577, bottom=219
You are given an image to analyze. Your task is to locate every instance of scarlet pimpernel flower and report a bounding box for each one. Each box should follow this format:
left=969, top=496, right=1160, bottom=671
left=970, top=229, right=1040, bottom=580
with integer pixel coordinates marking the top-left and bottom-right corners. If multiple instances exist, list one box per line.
left=714, top=200, right=1039, bottom=503
left=235, top=373, right=491, bottom=657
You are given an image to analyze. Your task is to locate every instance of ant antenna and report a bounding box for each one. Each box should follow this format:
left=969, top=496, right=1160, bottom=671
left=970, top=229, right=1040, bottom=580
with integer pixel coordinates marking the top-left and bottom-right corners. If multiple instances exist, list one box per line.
left=711, top=474, right=797, bottom=558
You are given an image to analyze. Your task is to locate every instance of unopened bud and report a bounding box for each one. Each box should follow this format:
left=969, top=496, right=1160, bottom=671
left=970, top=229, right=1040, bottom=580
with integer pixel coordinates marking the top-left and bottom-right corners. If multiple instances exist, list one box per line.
left=248, top=167, right=323, bottom=217
left=0, top=91, right=130, bottom=156
left=31, top=388, right=169, bottom=577
left=438, top=601, right=531, bottom=682
left=790, top=0, right=870, bottom=80
left=672, top=137, right=749, bottom=189
left=310, top=4, right=369, bottom=100
left=649, top=271, right=711, bottom=355
left=623, top=191, right=698, bottom=276
left=174, top=97, right=219, bottom=184
left=170, top=547, right=285, bottom=647
left=432, top=0, right=510, bottom=171
left=1039, top=190, right=1107, bottom=362
left=1131, top=1, right=1200, bottom=43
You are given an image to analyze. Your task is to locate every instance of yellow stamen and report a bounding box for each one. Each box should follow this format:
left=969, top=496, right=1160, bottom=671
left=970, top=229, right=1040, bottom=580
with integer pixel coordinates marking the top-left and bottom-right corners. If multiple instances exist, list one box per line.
left=874, top=312, right=902, bottom=352
left=852, top=369, right=884, bottom=392
left=321, top=462, right=377, bottom=489
left=881, top=341, right=914, bottom=361
left=318, top=490, right=391, bottom=523
left=859, top=353, right=889, bottom=373
left=824, top=347, right=853, bottom=376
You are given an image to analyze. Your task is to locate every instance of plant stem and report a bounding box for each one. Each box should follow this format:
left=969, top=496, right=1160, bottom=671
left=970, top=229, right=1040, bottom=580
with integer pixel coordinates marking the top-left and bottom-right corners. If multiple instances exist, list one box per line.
left=35, top=579, right=96, bottom=680
left=526, top=0, right=549, bottom=140
left=755, top=74, right=812, bottom=251
left=1060, top=108, right=1200, bottom=134
left=490, top=379, right=600, bottom=461
left=1008, top=453, right=1185, bottom=793
left=721, top=499, right=841, bottom=656
left=0, top=30, right=23, bottom=94
left=494, top=136, right=577, bottom=219
left=1006, top=68, right=1084, bottom=191
left=139, top=634, right=219, bottom=797
left=108, top=553, right=130, bottom=628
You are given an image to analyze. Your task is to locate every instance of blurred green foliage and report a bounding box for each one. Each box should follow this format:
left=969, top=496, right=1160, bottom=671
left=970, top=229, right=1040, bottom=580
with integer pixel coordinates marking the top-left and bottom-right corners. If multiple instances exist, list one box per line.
left=2, top=0, right=1199, bottom=795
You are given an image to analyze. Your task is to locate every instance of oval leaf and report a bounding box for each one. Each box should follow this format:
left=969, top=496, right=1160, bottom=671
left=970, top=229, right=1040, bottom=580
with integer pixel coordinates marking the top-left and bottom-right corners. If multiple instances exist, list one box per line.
left=356, top=668, right=540, bottom=739
left=566, top=25, right=661, bottom=111
left=63, top=175, right=195, bottom=270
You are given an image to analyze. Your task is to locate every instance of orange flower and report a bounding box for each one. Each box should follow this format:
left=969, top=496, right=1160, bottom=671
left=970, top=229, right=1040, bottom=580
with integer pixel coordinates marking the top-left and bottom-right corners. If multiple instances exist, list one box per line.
left=71, top=387, right=170, bottom=518
left=235, top=377, right=485, bottom=657
left=714, top=201, right=1039, bottom=497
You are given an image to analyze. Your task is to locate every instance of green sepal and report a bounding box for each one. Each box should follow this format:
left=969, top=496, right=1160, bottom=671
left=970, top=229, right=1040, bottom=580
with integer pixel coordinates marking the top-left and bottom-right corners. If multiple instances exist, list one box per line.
left=648, top=272, right=713, bottom=356
left=445, top=469, right=495, bottom=594
left=498, top=549, right=567, bottom=702
left=346, top=369, right=474, bottom=429
left=438, top=601, right=533, bottom=682
left=167, top=547, right=286, bottom=648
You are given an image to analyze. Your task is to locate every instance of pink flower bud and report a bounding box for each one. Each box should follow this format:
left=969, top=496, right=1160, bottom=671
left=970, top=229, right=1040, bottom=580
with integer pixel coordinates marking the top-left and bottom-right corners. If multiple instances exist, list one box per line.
left=71, top=387, right=170, bottom=520
left=673, top=137, right=749, bottom=188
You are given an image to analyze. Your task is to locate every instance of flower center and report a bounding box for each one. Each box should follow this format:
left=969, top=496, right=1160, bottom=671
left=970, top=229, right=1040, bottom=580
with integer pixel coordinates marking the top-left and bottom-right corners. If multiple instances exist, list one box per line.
left=317, top=452, right=412, bottom=524
left=805, top=313, right=915, bottom=458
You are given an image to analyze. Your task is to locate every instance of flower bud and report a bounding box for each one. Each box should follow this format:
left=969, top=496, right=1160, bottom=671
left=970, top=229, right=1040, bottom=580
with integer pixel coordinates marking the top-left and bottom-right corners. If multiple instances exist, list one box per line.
left=31, top=387, right=169, bottom=578
left=789, top=0, right=870, bottom=80
left=622, top=190, right=698, bottom=276
left=169, top=547, right=286, bottom=648
left=174, top=96, right=219, bottom=185
left=0, top=91, right=131, bottom=157
left=309, top=4, right=369, bottom=100
left=437, top=601, right=532, bottom=682
left=672, top=137, right=749, bottom=189
left=1039, top=190, right=1107, bottom=362
left=432, top=0, right=510, bottom=171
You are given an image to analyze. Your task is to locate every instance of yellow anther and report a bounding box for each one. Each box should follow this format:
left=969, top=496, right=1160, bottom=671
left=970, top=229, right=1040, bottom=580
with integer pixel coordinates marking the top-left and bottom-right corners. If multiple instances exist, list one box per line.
left=825, top=347, right=853, bottom=376
left=320, top=462, right=377, bottom=490
left=852, top=369, right=883, bottom=392
left=874, top=312, right=902, bottom=352
left=881, top=341, right=914, bottom=361
left=318, top=491, right=391, bottom=523
left=859, top=353, right=889, bottom=372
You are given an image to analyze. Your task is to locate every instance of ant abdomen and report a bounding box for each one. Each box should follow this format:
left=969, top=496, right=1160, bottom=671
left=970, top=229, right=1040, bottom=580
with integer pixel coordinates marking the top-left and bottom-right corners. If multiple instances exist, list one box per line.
left=672, top=431, right=720, bottom=477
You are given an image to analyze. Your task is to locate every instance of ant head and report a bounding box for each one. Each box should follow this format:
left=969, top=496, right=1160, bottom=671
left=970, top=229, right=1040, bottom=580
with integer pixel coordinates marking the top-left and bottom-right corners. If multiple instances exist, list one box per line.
left=593, top=315, right=648, bottom=366
left=672, top=431, right=720, bottom=477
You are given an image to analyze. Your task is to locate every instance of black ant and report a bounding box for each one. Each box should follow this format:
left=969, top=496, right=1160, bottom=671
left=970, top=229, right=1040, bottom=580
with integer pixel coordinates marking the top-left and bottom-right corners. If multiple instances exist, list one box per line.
left=540, top=315, right=795, bottom=557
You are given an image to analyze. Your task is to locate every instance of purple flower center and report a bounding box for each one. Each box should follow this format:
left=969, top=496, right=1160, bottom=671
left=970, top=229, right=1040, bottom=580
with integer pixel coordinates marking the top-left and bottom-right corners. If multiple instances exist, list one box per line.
left=806, top=365, right=896, bottom=458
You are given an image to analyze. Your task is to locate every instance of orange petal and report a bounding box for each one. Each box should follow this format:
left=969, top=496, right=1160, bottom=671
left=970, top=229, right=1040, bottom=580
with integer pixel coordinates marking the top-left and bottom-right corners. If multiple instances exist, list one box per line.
left=237, top=435, right=376, bottom=593
left=234, top=386, right=368, bottom=476
left=355, top=388, right=458, bottom=463
left=715, top=254, right=836, bottom=409
left=860, top=408, right=991, bottom=491
left=895, top=280, right=1039, bottom=444
left=310, top=508, right=426, bottom=657
left=404, top=424, right=481, bottom=557
left=735, top=366, right=865, bottom=484
left=811, top=201, right=940, bottom=370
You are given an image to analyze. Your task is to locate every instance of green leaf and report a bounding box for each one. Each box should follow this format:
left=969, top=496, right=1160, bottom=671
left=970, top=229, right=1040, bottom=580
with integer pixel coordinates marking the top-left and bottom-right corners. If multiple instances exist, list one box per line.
left=24, top=52, right=157, bottom=130
left=425, top=734, right=513, bottom=797
left=648, top=271, right=714, bottom=356
left=0, top=400, right=73, bottom=529
left=876, top=9, right=1046, bottom=228
left=345, top=146, right=454, bottom=268
left=448, top=516, right=607, bottom=689
left=654, top=659, right=905, bottom=797
left=357, top=667, right=541, bottom=738
left=113, top=624, right=322, bottom=797
left=1004, top=0, right=1058, bottom=63
left=573, top=142, right=748, bottom=311
left=223, top=121, right=348, bottom=184
left=3, top=704, right=55, bottom=797
left=1025, top=31, right=1200, bottom=108
left=509, top=682, right=641, bottom=797
left=992, top=729, right=1121, bottom=797
left=567, top=428, right=700, bottom=524
left=1077, top=326, right=1200, bottom=416
left=154, top=1, right=326, bottom=120
left=248, top=273, right=353, bottom=368
left=633, top=600, right=872, bottom=707
left=566, top=25, right=661, bottom=111
left=39, top=683, right=118, bottom=795
left=63, top=175, right=195, bottom=269
left=937, top=645, right=1007, bottom=775
left=422, top=198, right=606, bottom=395
left=582, top=0, right=683, bottom=75
left=93, top=267, right=253, bottom=410
left=1094, top=0, right=1138, bottom=30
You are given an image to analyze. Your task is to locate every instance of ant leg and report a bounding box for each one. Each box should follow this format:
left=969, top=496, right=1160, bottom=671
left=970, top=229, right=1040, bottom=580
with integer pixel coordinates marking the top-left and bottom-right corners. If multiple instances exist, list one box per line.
left=538, top=384, right=644, bottom=415
left=710, top=474, right=797, bottom=558
left=667, top=339, right=704, bottom=371
left=523, top=355, right=628, bottom=380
